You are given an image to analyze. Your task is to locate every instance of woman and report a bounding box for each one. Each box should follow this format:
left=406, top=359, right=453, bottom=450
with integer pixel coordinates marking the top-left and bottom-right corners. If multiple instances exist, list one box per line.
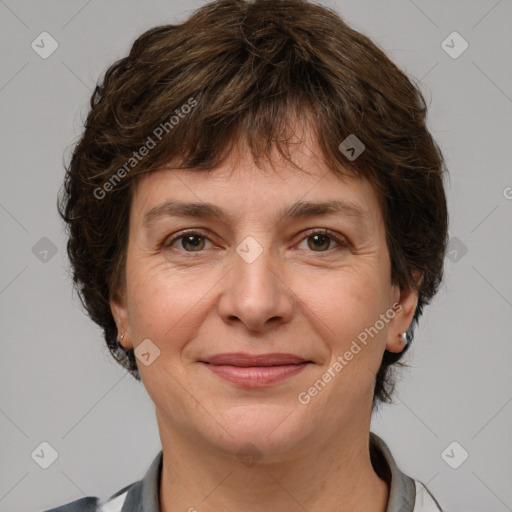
left=49, top=0, right=448, bottom=510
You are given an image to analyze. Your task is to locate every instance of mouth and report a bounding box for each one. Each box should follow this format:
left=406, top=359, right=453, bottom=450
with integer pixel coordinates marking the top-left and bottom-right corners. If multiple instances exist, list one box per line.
left=199, top=353, right=313, bottom=388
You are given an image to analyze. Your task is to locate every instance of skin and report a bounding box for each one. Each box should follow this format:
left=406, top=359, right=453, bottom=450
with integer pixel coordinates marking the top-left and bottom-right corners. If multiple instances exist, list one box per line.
left=111, top=128, right=419, bottom=512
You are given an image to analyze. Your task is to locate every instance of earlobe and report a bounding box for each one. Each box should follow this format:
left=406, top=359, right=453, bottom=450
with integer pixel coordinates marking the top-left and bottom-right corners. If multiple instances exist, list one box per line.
left=110, top=291, right=132, bottom=350
left=386, top=272, right=421, bottom=353
left=386, top=332, right=410, bottom=353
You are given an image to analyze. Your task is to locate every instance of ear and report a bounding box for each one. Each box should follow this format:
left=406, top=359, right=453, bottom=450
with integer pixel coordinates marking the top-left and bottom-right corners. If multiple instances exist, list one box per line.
left=110, top=289, right=133, bottom=350
left=386, top=271, right=422, bottom=353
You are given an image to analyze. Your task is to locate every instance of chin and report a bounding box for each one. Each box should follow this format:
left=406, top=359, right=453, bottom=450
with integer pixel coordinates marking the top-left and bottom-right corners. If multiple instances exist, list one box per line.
left=204, top=402, right=315, bottom=460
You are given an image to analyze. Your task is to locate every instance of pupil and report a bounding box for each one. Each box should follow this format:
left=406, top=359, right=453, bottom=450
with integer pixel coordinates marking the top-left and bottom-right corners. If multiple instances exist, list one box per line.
left=185, top=235, right=203, bottom=250
left=310, top=234, right=329, bottom=250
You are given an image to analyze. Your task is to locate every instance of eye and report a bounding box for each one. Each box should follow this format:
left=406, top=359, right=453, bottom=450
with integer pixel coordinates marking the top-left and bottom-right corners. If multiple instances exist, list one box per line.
left=163, top=228, right=348, bottom=254
left=164, top=230, right=213, bottom=252
left=296, top=229, right=348, bottom=252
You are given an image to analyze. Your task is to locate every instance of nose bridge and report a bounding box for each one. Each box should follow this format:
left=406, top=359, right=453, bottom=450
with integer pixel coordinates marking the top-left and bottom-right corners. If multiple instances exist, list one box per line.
left=233, top=233, right=278, bottom=303
left=218, top=232, right=292, bottom=330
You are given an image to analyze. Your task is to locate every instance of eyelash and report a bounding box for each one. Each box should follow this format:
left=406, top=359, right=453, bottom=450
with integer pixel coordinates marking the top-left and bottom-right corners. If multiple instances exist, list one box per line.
left=162, top=228, right=349, bottom=255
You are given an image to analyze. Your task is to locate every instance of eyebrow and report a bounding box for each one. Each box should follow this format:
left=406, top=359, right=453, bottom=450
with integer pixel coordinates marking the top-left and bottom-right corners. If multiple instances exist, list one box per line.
left=142, top=199, right=369, bottom=229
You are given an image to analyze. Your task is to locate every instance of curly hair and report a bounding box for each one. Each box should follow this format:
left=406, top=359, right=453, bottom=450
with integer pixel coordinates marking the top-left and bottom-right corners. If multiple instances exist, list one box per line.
left=58, top=0, right=448, bottom=411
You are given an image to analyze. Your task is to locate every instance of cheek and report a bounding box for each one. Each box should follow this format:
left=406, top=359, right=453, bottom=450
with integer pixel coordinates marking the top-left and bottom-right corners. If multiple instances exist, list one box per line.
left=302, top=276, right=390, bottom=413
left=311, top=268, right=390, bottom=336
left=300, top=266, right=391, bottom=385
left=125, top=261, right=210, bottom=348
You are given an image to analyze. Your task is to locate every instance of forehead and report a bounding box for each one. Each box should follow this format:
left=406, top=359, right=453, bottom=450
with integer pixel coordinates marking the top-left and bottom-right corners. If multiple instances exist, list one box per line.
left=130, top=137, right=383, bottom=230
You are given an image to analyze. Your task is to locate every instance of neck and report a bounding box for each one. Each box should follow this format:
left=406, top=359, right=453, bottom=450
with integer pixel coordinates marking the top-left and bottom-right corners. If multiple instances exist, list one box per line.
left=157, top=413, right=389, bottom=512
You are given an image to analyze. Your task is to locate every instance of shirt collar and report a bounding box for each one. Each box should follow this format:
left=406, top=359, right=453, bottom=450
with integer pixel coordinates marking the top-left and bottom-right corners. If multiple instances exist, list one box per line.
left=370, top=432, right=417, bottom=511
left=121, top=431, right=416, bottom=512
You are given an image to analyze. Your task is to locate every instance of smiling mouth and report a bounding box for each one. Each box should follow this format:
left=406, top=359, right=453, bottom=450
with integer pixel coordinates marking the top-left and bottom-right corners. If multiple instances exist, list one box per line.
left=199, top=353, right=313, bottom=387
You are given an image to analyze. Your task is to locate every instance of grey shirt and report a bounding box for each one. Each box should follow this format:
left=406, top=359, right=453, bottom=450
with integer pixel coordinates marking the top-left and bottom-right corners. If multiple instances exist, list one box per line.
left=43, top=432, right=443, bottom=512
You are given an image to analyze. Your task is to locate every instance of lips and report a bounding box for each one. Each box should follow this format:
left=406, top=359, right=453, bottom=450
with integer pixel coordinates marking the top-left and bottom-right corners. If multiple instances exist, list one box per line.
left=199, top=353, right=312, bottom=387
left=204, top=353, right=309, bottom=366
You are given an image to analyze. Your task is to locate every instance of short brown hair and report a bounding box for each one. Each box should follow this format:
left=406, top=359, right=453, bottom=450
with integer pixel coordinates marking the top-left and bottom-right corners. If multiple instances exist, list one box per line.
left=58, top=0, right=448, bottom=410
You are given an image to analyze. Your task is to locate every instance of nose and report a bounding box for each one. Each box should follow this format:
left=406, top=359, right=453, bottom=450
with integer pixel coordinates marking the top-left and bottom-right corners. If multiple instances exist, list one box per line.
left=217, top=239, right=294, bottom=333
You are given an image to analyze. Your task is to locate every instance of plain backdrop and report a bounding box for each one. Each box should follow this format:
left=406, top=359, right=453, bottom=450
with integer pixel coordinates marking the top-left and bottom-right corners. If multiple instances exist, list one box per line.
left=1, top=1, right=511, bottom=511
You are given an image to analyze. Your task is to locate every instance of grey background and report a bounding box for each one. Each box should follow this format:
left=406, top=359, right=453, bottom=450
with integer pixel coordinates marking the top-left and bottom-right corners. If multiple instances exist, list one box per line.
left=1, top=1, right=511, bottom=511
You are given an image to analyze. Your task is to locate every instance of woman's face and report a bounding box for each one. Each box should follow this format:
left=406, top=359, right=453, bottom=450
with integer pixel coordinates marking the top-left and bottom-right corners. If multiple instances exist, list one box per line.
left=111, top=138, right=417, bottom=460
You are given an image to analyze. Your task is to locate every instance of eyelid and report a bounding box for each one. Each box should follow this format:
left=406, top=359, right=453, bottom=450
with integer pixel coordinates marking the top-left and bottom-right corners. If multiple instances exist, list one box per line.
left=296, top=228, right=349, bottom=249
left=162, top=228, right=216, bottom=249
